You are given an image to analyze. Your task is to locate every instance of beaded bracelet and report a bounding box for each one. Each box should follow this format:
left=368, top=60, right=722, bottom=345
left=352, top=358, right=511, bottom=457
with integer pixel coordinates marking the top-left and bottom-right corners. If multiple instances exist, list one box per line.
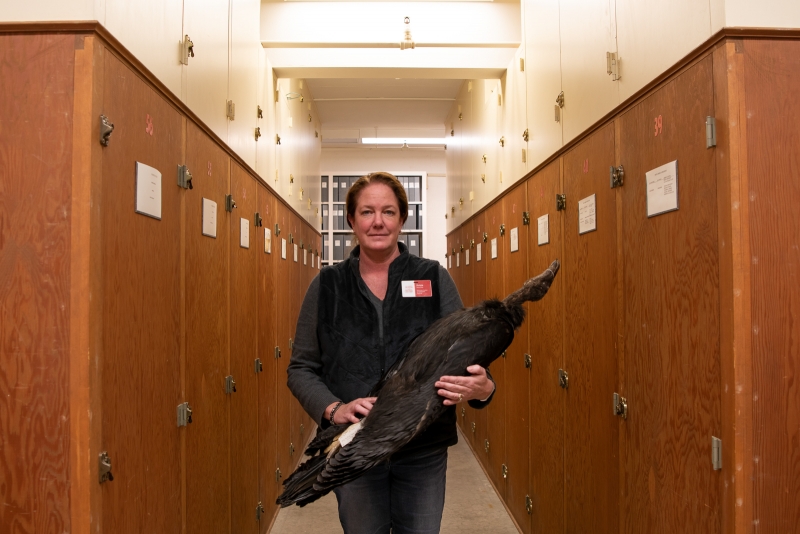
left=329, top=401, right=344, bottom=425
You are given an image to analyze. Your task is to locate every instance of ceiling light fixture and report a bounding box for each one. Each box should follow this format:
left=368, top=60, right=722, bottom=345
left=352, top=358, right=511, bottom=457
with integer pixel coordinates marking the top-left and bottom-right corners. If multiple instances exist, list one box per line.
left=362, top=137, right=445, bottom=145
left=400, top=17, right=415, bottom=50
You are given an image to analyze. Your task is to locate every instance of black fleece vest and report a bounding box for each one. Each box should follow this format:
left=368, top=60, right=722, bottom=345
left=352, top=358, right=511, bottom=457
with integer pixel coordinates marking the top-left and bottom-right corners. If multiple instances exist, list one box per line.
left=318, top=244, right=457, bottom=455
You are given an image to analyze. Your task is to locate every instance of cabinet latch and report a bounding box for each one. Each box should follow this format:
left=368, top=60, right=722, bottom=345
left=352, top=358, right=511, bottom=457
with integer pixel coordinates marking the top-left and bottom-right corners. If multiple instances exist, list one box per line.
left=558, top=369, right=569, bottom=389
left=524, top=353, right=532, bottom=369
left=225, top=375, right=237, bottom=394
left=177, top=402, right=193, bottom=427
left=556, top=194, right=566, bottom=211
left=99, top=115, right=114, bottom=147
left=613, top=393, right=627, bottom=420
left=254, top=358, right=263, bottom=374
left=99, top=451, right=114, bottom=484
left=177, top=165, right=193, bottom=190
left=610, top=165, right=625, bottom=189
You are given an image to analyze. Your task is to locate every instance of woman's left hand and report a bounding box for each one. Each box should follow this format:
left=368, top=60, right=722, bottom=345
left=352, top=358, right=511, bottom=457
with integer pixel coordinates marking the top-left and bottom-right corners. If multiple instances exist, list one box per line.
left=436, top=365, right=495, bottom=406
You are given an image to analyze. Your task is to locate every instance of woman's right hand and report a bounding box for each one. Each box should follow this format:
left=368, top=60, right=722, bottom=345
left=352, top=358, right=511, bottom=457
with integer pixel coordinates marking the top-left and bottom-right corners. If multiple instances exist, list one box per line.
left=329, top=397, right=378, bottom=424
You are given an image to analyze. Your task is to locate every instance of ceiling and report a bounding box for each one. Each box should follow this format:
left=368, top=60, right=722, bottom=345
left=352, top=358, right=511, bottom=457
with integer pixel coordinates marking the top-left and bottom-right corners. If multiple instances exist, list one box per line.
left=307, top=78, right=462, bottom=131
left=261, top=0, right=519, bottom=139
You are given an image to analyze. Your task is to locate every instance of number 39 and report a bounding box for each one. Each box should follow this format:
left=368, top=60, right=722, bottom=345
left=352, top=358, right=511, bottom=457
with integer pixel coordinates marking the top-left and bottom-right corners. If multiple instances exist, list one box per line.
left=654, top=115, right=663, bottom=136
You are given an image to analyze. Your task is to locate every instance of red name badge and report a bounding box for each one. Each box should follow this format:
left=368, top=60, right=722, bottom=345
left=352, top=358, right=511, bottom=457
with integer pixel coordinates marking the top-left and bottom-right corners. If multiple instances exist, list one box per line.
left=401, top=280, right=433, bottom=298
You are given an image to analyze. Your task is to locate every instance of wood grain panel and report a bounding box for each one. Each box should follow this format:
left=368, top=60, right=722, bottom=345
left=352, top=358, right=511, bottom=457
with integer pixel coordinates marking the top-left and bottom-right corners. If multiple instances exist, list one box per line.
left=185, top=121, right=231, bottom=534
left=712, top=40, right=743, bottom=534
left=99, top=51, right=183, bottom=534
left=0, top=33, right=75, bottom=534
left=484, top=201, right=507, bottom=493
left=230, top=163, right=259, bottom=534
left=257, top=184, right=279, bottom=530
left=526, top=161, right=565, bottom=534
left=288, top=214, right=305, bottom=467
left=453, top=227, right=467, bottom=435
left=561, top=122, right=619, bottom=534
left=619, top=55, right=721, bottom=534
left=469, top=215, right=489, bottom=453
left=742, top=39, right=800, bottom=534
left=502, top=184, right=532, bottom=533
left=274, top=203, right=294, bottom=480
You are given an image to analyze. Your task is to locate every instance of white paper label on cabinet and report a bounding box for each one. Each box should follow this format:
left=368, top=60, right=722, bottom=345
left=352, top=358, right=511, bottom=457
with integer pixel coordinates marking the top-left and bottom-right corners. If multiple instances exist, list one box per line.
left=466, top=249, right=470, bottom=266
left=135, top=162, right=162, bottom=220
left=264, top=228, right=272, bottom=253
left=240, top=218, right=250, bottom=248
left=448, top=255, right=452, bottom=269
left=281, top=238, right=287, bottom=260
left=510, top=227, right=519, bottom=252
left=646, top=160, right=679, bottom=217
left=304, top=248, right=308, bottom=265
left=202, top=198, right=217, bottom=238
left=578, top=194, right=597, bottom=235
left=538, top=214, right=550, bottom=245
left=456, top=253, right=460, bottom=267
left=294, top=244, right=298, bottom=262
left=491, top=238, right=498, bottom=259
left=477, top=243, right=482, bottom=262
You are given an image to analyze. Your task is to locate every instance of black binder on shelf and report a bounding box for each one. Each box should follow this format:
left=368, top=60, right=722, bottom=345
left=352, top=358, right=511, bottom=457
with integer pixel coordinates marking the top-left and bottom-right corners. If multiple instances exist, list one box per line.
left=339, top=176, right=350, bottom=201
left=404, top=206, right=416, bottom=230
left=322, top=234, right=329, bottom=261
left=408, top=233, right=420, bottom=257
left=321, top=175, right=329, bottom=202
left=322, top=204, right=329, bottom=230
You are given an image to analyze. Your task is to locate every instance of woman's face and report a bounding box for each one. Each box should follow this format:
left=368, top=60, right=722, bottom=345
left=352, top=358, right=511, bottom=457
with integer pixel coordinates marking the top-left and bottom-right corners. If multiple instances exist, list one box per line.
left=348, top=183, right=403, bottom=256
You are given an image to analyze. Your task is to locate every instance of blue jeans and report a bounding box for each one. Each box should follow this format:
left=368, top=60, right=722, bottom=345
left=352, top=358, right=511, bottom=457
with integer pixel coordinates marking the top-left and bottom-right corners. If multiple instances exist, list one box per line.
left=333, top=446, right=448, bottom=534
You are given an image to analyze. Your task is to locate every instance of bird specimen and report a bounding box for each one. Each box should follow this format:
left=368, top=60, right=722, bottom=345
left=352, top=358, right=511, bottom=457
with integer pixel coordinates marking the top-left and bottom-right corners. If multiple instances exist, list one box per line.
left=277, top=259, right=560, bottom=507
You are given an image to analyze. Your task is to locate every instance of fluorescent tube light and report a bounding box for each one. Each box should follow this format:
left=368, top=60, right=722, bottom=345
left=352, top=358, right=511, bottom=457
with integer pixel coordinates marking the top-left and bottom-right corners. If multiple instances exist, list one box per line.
left=362, top=138, right=445, bottom=145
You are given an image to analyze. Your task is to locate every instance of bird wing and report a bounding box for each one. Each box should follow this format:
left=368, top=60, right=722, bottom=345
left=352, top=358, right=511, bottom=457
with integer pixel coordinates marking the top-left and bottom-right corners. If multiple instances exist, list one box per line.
left=309, top=314, right=516, bottom=496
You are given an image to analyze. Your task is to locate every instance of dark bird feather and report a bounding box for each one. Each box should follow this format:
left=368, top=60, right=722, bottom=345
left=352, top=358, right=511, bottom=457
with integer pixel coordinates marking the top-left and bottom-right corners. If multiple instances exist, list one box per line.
left=277, top=259, right=560, bottom=507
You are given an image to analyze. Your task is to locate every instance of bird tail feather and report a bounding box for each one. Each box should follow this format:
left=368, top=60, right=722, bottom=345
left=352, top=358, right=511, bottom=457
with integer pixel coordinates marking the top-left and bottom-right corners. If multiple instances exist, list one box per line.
left=276, top=454, right=328, bottom=507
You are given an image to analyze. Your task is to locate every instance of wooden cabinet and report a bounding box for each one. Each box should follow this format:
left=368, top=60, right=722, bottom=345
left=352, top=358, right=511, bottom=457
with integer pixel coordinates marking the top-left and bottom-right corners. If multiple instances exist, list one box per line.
left=0, top=29, right=318, bottom=534
left=449, top=33, right=800, bottom=534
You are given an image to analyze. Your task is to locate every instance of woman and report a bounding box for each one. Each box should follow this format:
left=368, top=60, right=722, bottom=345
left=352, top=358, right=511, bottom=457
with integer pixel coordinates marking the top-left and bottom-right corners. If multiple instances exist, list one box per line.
left=288, top=172, right=495, bottom=534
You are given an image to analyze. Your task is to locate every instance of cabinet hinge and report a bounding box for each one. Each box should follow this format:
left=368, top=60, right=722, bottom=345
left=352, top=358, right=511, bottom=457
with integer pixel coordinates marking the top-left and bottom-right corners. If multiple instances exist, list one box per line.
left=257, top=105, right=263, bottom=119
left=275, top=468, right=282, bottom=481
left=471, top=422, right=476, bottom=434
left=255, top=127, right=262, bottom=141
left=177, top=402, right=193, bottom=427
left=177, top=165, right=193, bottom=190
left=524, top=353, right=532, bottom=369
left=484, top=439, right=490, bottom=453
left=558, top=369, right=569, bottom=389
left=274, top=346, right=281, bottom=359
left=502, top=464, right=508, bottom=479
left=99, top=114, right=114, bottom=147
left=610, top=165, right=625, bottom=189
left=556, top=194, right=566, bottom=211
left=522, top=129, right=529, bottom=142
left=606, top=52, right=620, bottom=81
left=613, top=393, right=627, bottom=420
left=706, top=117, right=717, bottom=148
left=226, top=100, right=236, bottom=121
left=461, top=407, right=466, bottom=418
left=289, top=442, right=295, bottom=456
left=254, top=358, right=263, bottom=374
left=525, top=495, right=532, bottom=515
left=99, top=451, right=114, bottom=484
left=180, top=35, right=194, bottom=65
left=225, top=375, right=237, bottom=394
left=256, top=501, right=266, bottom=521
left=712, top=436, right=722, bottom=470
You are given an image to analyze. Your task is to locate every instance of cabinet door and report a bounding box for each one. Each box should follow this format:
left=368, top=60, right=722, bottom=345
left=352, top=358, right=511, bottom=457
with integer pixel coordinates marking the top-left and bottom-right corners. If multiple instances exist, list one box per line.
left=257, top=184, right=279, bottom=531
left=502, top=185, right=532, bottom=532
left=618, top=55, right=720, bottom=534
left=526, top=160, right=565, bottom=534
left=228, top=0, right=260, bottom=168
left=100, top=52, right=183, bottom=534
left=468, top=215, right=489, bottom=453
left=185, top=121, right=232, bottom=534
left=274, top=202, right=294, bottom=480
left=559, top=0, right=620, bottom=143
left=230, top=163, right=259, bottom=534
left=484, top=202, right=507, bottom=492
left=562, top=122, right=619, bottom=533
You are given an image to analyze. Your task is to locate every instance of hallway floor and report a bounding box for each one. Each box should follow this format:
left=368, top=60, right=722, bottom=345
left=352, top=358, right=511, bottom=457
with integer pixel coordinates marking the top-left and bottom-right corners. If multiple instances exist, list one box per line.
left=270, top=428, right=520, bottom=533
